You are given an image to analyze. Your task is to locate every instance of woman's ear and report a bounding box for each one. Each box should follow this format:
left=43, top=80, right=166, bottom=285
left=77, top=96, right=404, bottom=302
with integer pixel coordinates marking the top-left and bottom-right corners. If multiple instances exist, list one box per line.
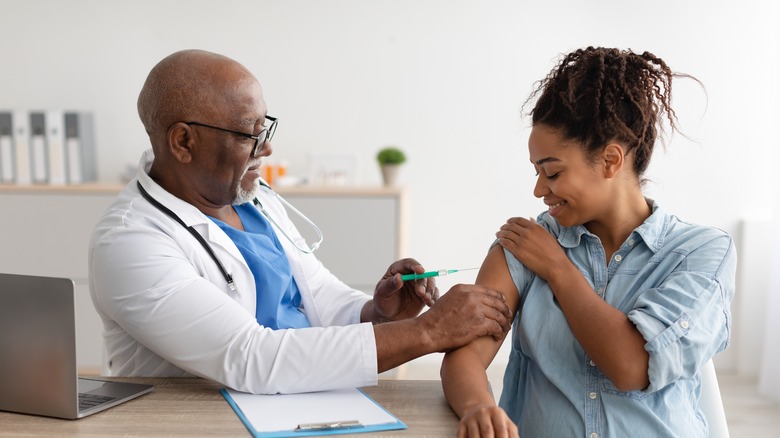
left=602, top=143, right=625, bottom=178
left=167, top=122, right=194, bottom=164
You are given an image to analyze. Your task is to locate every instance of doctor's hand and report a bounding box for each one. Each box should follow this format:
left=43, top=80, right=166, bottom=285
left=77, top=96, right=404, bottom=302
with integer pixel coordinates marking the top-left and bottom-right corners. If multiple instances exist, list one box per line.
left=420, top=284, right=512, bottom=351
left=496, top=217, right=569, bottom=282
left=363, top=258, right=439, bottom=324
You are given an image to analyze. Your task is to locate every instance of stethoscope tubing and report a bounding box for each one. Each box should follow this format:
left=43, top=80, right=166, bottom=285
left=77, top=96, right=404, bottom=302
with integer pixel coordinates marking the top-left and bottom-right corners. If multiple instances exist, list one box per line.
left=136, top=178, right=323, bottom=292
left=254, top=178, right=323, bottom=254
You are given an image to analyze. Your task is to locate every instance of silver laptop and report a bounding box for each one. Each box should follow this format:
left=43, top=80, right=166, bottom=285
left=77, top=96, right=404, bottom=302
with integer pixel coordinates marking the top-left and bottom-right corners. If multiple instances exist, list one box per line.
left=0, top=273, right=153, bottom=419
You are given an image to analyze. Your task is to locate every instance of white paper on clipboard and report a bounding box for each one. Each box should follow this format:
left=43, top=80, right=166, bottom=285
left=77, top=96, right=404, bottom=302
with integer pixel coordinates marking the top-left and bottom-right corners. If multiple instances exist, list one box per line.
left=222, top=387, right=406, bottom=437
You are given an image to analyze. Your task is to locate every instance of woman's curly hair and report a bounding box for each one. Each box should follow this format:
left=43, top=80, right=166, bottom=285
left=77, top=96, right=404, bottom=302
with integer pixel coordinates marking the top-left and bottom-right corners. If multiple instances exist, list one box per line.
left=526, top=47, right=697, bottom=179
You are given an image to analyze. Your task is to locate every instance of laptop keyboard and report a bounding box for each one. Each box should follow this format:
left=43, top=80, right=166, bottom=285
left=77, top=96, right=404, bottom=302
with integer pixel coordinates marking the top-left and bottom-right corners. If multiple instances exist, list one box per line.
left=78, top=393, right=116, bottom=410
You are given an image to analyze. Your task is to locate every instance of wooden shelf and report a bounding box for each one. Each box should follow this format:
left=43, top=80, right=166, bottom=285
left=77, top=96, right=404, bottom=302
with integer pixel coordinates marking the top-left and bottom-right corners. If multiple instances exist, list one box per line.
left=0, top=183, right=125, bottom=194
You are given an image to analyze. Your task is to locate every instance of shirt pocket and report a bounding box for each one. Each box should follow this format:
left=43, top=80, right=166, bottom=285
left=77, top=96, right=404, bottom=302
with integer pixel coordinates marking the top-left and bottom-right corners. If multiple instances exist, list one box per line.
left=600, top=377, right=651, bottom=400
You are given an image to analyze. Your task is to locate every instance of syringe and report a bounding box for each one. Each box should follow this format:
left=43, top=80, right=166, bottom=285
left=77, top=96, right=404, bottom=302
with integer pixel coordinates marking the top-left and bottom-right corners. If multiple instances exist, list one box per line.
left=400, top=267, right=478, bottom=281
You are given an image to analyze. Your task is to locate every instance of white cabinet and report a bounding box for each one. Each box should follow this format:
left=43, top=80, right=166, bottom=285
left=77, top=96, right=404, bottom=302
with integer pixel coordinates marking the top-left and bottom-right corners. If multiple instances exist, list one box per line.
left=0, top=186, right=117, bottom=373
left=279, top=186, right=407, bottom=292
left=0, top=184, right=406, bottom=372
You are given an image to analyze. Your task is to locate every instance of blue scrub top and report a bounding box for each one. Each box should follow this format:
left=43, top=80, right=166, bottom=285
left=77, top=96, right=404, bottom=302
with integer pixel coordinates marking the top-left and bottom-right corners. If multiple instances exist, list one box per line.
left=209, top=203, right=311, bottom=330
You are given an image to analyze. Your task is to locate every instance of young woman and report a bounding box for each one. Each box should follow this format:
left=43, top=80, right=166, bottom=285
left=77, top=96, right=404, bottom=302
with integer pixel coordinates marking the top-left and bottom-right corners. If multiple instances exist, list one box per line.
left=441, top=47, right=736, bottom=438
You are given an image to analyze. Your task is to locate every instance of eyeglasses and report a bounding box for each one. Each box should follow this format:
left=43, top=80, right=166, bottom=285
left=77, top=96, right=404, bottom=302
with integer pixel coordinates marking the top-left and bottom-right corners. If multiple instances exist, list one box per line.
left=185, top=116, right=277, bottom=158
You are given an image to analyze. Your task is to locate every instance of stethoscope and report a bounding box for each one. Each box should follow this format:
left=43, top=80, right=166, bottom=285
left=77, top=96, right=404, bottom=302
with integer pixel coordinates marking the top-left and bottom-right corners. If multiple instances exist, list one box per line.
left=136, top=178, right=324, bottom=292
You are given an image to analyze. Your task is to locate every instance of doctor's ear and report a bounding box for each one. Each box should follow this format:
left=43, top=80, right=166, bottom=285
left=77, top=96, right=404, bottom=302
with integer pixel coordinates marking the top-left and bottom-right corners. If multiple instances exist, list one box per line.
left=602, top=143, right=625, bottom=178
left=166, top=122, right=194, bottom=164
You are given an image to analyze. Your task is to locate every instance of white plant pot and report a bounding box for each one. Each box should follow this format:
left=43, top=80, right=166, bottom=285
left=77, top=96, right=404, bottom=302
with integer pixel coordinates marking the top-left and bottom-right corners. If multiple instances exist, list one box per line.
left=380, top=164, right=401, bottom=186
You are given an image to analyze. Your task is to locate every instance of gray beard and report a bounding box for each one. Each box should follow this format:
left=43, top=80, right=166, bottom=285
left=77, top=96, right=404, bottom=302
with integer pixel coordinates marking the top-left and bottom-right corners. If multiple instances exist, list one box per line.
left=232, top=178, right=260, bottom=205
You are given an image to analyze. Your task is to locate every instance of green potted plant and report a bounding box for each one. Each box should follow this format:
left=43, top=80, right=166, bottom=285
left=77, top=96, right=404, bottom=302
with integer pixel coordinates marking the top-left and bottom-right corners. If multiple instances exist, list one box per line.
left=376, top=146, right=406, bottom=186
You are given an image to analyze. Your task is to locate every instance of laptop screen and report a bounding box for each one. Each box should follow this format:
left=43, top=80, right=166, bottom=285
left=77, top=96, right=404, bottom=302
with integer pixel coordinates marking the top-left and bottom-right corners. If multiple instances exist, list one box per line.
left=0, top=273, right=80, bottom=418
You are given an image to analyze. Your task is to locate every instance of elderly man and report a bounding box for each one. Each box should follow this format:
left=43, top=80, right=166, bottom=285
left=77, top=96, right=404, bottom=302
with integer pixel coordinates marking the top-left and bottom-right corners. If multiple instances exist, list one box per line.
left=89, top=49, right=511, bottom=394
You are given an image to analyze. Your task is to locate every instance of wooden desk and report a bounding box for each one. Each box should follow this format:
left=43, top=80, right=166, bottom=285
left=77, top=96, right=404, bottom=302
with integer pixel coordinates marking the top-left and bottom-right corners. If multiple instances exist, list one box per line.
left=0, top=379, right=460, bottom=437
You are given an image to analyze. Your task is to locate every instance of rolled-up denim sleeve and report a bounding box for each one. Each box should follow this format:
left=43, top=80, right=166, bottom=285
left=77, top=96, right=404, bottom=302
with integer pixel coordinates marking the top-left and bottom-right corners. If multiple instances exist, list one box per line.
left=627, top=233, right=736, bottom=393
left=492, top=240, right=534, bottom=299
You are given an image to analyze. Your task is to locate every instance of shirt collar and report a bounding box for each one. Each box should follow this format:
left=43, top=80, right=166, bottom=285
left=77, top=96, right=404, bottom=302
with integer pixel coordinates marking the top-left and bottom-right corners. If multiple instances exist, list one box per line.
left=546, top=198, right=668, bottom=253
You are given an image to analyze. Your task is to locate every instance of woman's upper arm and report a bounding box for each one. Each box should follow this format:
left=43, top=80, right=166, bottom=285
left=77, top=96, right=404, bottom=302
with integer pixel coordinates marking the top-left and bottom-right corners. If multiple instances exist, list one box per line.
left=478, top=245, right=520, bottom=318
left=464, top=244, right=521, bottom=366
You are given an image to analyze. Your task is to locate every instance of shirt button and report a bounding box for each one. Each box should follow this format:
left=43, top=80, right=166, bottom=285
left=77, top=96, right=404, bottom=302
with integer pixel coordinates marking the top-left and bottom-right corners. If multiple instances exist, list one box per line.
left=680, top=320, right=690, bottom=329
left=589, top=392, right=598, bottom=400
left=589, top=360, right=596, bottom=366
left=590, top=433, right=598, bottom=438
left=629, top=238, right=635, bottom=246
left=614, top=254, right=623, bottom=262
left=597, top=287, right=604, bottom=294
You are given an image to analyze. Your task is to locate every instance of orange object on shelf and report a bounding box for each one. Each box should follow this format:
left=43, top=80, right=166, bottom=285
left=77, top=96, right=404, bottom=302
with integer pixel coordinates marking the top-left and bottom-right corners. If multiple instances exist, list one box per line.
left=259, top=162, right=288, bottom=187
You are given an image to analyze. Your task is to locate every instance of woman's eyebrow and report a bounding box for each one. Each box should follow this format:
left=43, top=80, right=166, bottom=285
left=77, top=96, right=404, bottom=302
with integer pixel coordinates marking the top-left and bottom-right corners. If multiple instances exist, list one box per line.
left=533, top=157, right=561, bottom=165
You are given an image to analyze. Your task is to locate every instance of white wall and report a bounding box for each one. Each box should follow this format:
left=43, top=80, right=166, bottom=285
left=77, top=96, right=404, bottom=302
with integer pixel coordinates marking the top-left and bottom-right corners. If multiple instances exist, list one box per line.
left=758, top=176, right=780, bottom=400
left=1, top=0, right=778, bottom=374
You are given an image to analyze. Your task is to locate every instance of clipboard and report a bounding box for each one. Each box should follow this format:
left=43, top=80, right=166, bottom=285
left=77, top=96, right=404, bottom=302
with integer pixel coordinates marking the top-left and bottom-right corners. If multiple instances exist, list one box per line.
left=221, top=387, right=407, bottom=437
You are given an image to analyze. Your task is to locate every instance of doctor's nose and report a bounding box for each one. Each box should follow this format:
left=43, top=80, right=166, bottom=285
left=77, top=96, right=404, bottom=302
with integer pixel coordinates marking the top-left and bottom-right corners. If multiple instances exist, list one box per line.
left=260, top=140, right=273, bottom=157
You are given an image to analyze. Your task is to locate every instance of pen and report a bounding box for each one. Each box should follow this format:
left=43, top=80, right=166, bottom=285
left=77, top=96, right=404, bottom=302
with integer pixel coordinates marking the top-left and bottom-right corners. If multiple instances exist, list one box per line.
left=296, top=420, right=362, bottom=431
left=400, top=267, right=478, bottom=281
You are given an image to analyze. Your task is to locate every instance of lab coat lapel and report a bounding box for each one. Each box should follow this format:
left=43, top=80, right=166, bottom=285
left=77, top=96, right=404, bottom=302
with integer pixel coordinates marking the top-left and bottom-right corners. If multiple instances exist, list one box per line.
left=135, top=151, right=255, bottom=308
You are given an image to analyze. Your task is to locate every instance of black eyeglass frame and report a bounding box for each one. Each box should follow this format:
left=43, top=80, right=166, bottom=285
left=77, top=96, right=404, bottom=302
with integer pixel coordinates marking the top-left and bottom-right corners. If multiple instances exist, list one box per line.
left=184, top=116, right=277, bottom=157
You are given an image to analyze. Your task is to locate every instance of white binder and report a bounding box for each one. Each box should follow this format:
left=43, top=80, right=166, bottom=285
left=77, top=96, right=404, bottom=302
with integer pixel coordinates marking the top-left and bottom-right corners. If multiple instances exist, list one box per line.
left=46, top=109, right=66, bottom=185
left=29, top=112, right=48, bottom=184
left=12, top=110, right=31, bottom=185
left=64, top=112, right=96, bottom=183
left=0, top=112, right=14, bottom=183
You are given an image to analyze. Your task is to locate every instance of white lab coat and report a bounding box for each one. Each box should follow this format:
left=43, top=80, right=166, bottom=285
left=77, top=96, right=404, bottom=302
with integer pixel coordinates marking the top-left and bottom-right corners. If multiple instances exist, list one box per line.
left=88, top=149, right=378, bottom=394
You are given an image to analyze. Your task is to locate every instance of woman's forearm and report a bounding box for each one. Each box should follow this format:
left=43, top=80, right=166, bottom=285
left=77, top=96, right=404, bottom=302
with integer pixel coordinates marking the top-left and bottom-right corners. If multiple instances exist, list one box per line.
left=547, top=263, right=649, bottom=390
left=441, top=345, right=497, bottom=417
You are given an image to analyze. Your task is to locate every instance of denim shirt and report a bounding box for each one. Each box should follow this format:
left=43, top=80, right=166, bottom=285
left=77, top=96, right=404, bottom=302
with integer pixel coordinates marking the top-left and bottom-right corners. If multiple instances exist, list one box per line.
left=498, top=200, right=736, bottom=438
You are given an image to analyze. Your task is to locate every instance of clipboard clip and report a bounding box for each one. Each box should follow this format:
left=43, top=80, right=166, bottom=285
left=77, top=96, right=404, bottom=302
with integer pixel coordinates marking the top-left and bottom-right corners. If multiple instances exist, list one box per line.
left=295, top=420, right=362, bottom=431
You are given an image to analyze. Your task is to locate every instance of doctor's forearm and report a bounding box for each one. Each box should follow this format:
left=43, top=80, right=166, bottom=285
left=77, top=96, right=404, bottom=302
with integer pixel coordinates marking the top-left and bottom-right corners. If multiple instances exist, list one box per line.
left=373, top=318, right=436, bottom=372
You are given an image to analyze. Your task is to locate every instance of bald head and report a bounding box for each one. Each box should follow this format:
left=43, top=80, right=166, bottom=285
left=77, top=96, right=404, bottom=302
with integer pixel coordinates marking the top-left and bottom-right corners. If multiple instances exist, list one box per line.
left=137, top=50, right=260, bottom=145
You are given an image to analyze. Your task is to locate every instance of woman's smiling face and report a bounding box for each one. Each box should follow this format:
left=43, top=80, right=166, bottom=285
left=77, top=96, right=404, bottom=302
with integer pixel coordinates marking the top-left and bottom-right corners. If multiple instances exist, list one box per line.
left=528, top=123, right=611, bottom=228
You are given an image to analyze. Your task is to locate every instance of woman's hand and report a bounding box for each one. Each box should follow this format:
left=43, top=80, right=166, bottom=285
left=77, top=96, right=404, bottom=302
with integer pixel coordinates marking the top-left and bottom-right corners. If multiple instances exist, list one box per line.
left=458, top=403, right=519, bottom=438
left=496, top=217, right=568, bottom=281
